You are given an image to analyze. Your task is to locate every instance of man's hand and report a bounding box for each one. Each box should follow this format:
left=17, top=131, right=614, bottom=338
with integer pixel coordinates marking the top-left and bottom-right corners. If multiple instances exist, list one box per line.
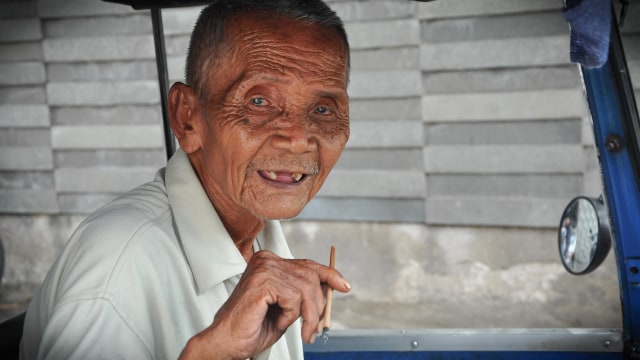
left=179, top=250, right=351, bottom=360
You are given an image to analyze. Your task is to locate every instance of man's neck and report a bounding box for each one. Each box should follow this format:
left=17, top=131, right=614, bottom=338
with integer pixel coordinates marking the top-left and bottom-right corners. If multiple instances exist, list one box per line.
left=220, top=214, right=265, bottom=263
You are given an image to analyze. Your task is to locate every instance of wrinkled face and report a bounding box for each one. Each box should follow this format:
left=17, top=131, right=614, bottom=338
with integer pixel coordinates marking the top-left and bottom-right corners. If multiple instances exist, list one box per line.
left=191, top=13, right=349, bottom=221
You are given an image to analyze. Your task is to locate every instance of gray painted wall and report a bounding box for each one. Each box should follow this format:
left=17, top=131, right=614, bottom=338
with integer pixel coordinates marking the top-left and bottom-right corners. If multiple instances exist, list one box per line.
left=1, top=0, right=613, bottom=224
left=3, top=0, right=639, bottom=224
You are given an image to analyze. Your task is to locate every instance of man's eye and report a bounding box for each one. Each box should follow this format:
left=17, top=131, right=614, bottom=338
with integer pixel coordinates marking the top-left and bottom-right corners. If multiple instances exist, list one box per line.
left=315, top=106, right=331, bottom=115
left=250, top=97, right=268, bottom=106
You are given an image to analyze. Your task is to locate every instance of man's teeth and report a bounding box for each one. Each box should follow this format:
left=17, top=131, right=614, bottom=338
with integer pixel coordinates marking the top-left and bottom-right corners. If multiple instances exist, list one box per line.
left=265, top=171, right=304, bottom=182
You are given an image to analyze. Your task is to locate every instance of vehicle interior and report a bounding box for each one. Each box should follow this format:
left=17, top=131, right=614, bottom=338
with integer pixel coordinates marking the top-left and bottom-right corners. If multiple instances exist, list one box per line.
left=0, top=0, right=638, bottom=359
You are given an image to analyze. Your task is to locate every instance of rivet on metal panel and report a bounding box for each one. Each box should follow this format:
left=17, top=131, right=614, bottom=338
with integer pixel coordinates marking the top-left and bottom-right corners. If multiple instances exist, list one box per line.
left=603, top=339, right=612, bottom=348
left=627, top=259, right=640, bottom=283
left=604, top=134, right=624, bottom=152
left=410, top=340, right=419, bottom=349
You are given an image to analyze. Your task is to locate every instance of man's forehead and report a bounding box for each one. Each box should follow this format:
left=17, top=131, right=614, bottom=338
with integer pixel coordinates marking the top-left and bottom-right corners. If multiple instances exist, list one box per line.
left=225, top=14, right=347, bottom=75
left=226, top=11, right=343, bottom=47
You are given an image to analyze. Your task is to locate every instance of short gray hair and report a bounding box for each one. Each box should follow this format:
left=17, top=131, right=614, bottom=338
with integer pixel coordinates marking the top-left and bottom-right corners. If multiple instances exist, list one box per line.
left=185, top=0, right=350, bottom=99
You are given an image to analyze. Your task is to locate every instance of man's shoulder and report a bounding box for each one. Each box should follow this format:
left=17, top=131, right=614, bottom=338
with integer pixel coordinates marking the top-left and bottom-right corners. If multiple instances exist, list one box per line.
left=80, top=175, right=174, bottom=248
left=106, top=170, right=170, bottom=219
left=23, top=173, right=190, bottom=358
left=50, top=174, right=181, bottom=298
left=80, top=172, right=170, bottom=234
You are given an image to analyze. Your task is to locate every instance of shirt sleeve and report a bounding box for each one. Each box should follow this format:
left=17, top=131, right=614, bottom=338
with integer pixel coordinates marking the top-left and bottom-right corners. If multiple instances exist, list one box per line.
left=35, top=298, right=152, bottom=360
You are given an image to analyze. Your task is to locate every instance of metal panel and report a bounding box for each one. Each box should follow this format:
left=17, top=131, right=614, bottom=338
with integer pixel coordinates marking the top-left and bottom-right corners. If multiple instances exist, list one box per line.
left=306, top=351, right=621, bottom=359
left=304, top=328, right=622, bottom=353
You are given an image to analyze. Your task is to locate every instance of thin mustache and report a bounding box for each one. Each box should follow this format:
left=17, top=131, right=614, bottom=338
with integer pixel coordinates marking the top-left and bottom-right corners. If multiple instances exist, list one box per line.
left=247, top=159, right=319, bottom=176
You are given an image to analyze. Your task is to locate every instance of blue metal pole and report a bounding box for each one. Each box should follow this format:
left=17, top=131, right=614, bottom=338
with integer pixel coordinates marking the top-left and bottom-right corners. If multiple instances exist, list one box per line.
left=580, top=17, right=640, bottom=356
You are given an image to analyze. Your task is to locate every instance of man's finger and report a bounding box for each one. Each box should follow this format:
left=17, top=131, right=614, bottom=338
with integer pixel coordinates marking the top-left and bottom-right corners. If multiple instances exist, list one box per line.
left=285, top=257, right=352, bottom=293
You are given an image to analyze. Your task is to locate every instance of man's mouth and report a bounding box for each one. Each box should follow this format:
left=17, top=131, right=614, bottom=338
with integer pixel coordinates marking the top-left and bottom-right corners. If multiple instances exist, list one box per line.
left=258, top=170, right=306, bottom=184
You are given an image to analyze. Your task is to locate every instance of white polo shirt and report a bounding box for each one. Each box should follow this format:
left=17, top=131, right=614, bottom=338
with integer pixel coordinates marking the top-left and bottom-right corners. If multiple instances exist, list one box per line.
left=21, top=149, right=303, bottom=360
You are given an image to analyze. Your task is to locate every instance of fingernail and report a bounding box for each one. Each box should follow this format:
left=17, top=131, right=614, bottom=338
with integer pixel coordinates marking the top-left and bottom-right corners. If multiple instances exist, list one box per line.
left=343, top=279, right=351, bottom=290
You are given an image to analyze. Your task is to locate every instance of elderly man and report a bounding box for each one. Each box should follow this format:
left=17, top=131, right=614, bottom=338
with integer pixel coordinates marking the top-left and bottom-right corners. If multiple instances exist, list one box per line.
left=20, top=0, right=351, bottom=359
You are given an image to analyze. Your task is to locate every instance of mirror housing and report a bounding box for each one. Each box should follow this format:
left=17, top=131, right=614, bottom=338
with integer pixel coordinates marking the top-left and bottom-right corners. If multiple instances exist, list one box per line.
left=558, top=196, right=612, bottom=275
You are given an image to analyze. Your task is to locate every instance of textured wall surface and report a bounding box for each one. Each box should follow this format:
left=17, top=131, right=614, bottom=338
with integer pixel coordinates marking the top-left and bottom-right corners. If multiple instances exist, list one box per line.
left=1, top=0, right=615, bottom=224
left=1, top=0, right=639, bottom=328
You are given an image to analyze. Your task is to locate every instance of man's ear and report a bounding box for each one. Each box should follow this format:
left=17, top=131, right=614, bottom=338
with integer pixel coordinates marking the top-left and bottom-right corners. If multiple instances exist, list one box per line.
left=168, top=82, right=202, bottom=154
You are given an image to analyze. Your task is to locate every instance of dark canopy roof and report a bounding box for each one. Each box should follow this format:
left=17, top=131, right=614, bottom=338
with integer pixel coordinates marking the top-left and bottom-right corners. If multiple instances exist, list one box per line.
left=105, top=0, right=434, bottom=10
left=105, top=0, right=211, bottom=10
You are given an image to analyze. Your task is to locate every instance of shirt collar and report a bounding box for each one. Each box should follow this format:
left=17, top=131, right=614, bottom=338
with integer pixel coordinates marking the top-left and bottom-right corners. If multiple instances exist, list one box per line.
left=165, top=149, right=293, bottom=294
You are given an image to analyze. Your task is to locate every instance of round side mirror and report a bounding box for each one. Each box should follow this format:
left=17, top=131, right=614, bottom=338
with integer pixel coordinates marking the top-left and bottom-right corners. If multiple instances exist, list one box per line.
left=558, top=196, right=612, bottom=275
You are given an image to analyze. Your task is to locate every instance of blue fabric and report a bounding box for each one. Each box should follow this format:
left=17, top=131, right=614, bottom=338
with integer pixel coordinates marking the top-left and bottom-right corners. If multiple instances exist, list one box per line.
left=562, top=0, right=612, bottom=68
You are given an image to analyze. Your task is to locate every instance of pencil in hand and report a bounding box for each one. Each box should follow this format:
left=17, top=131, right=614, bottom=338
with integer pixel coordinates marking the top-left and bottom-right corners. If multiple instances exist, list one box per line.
left=321, top=245, right=335, bottom=343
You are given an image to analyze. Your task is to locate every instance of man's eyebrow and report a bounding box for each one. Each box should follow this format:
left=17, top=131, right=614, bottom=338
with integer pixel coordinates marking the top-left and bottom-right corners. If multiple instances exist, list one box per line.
left=319, top=89, right=348, bottom=100
left=242, top=72, right=347, bottom=98
left=261, top=75, right=286, bottom=82
left=248, top=73, right=289, bottom=84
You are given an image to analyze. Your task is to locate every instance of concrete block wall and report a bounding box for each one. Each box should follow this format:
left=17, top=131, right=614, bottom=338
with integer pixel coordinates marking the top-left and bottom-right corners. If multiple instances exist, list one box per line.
left=620, top=4, right=640, bottom=103
left=0, top=0, right=608, bottom=225
left=418, top=1, right=592, bottom=228
left=1, top=0, right=166, bottom=219
left=418, top=0, right=639, bottom=229
left=0, top=2, right=56, bottom=216
left=314, top=1, right=428, bottom=222
left=42, top=3, right=164, bottom=215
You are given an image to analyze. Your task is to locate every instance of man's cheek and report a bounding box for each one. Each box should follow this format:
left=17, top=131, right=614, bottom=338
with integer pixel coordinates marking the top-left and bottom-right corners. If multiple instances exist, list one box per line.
left=320, top=132, right=349, bottom=153
left=317, top=118, right=349, bottom=142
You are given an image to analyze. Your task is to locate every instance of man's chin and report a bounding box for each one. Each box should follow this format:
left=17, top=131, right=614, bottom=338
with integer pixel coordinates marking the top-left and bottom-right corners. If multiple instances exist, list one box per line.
left=242, top=190, right=314, bottom=220
left=252, top=204, right=306, bottom=221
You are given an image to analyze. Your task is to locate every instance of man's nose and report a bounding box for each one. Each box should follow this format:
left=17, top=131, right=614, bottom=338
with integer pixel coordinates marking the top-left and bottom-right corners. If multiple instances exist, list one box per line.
left=270, top=116, right=316, bottom=153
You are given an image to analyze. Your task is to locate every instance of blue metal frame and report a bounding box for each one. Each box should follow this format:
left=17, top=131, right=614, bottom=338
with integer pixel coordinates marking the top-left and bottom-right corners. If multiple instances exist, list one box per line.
left=304, top=328, right=623, bottom=358
left=581, top=22, right=640, bottom=353
left=306, top=352, right=619, bottom=360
